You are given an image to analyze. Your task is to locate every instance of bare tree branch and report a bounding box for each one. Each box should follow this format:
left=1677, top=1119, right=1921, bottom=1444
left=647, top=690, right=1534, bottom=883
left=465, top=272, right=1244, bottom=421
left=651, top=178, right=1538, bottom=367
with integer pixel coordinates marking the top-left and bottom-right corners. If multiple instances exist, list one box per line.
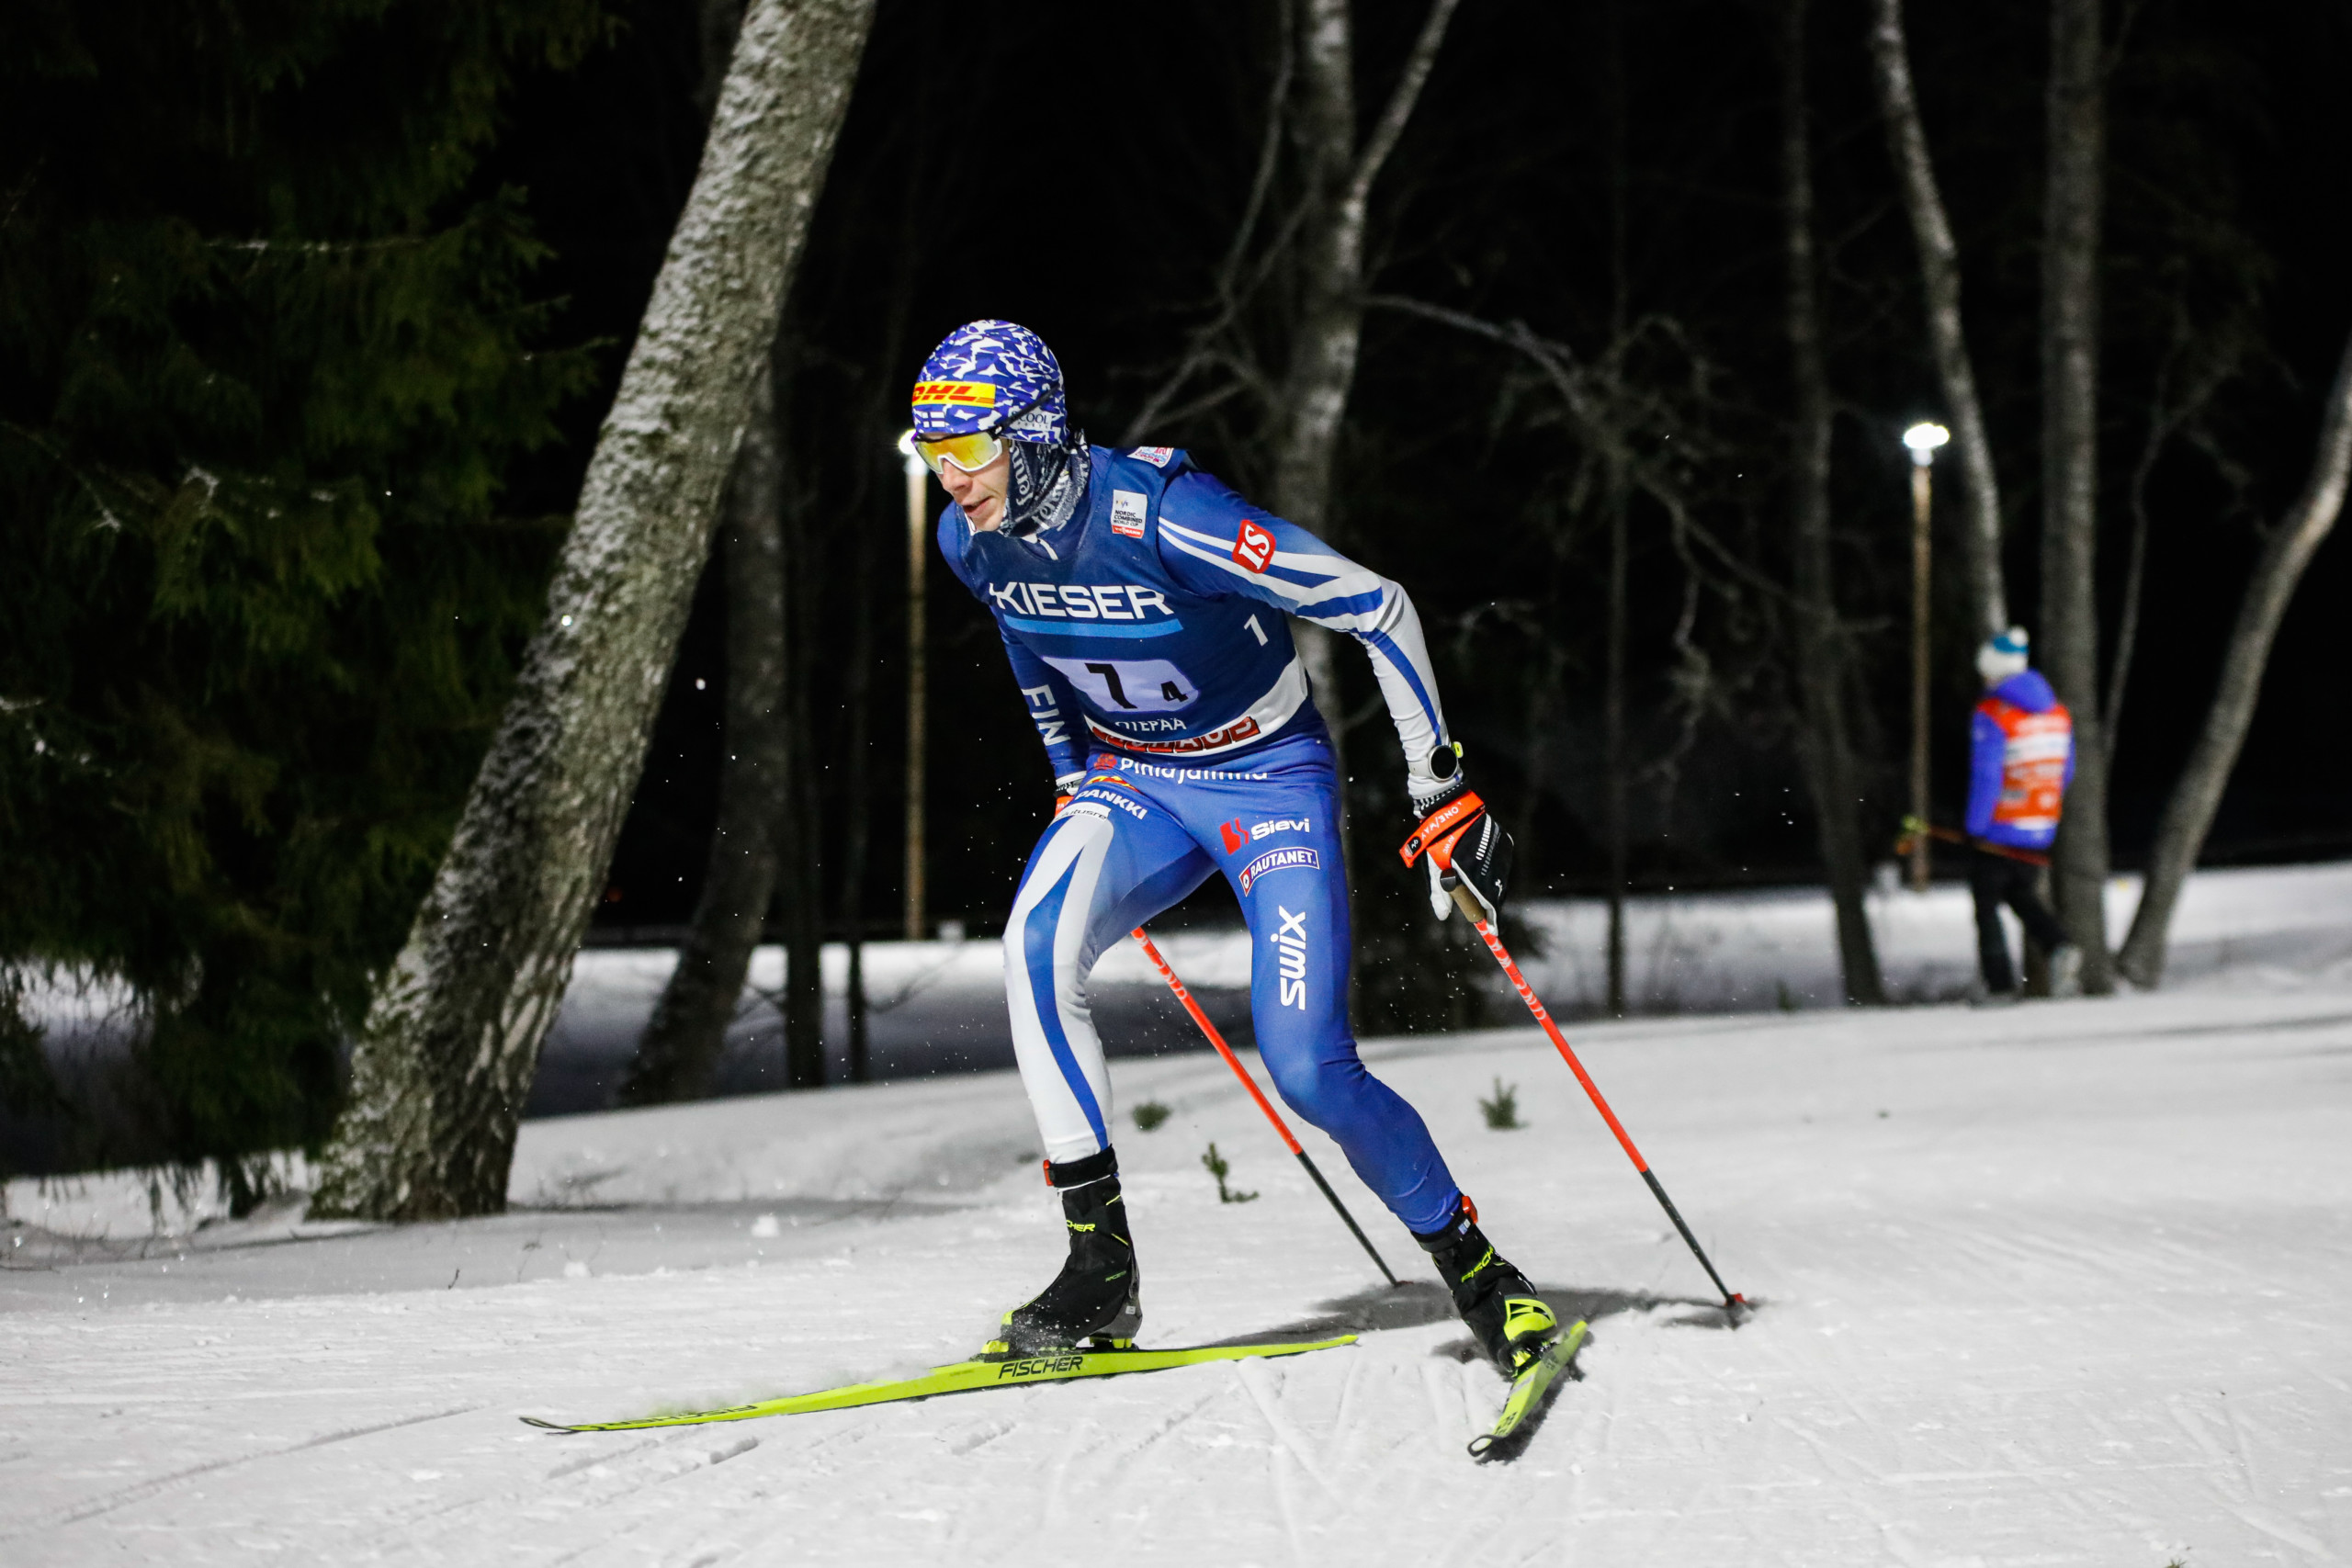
left=1345, top=0, right=1464, bottom=211
left=1220, top=0, right=1296, bottom=299
left=2118, top=325, right=2352, bottom=987
left=1119, top=2, right=1296, bottom=446
left=1363, top=292, right=1791, bottom=607
left=1867, top=0, right=2008, bottom=639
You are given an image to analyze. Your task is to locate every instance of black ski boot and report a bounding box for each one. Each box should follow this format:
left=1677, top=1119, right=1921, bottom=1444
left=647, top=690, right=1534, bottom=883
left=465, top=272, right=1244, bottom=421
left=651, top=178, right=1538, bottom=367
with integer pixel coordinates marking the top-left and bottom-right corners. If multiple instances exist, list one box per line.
left=989, top=1148, right=1142, bottom=1356
left=1415, top=1195, right=1559, bottom=1375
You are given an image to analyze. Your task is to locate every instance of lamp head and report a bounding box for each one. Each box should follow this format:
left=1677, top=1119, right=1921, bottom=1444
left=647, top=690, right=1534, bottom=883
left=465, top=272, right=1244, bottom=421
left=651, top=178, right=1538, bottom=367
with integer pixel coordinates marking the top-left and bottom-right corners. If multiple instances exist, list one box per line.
left=1903, top=423, right=1950, bottom=468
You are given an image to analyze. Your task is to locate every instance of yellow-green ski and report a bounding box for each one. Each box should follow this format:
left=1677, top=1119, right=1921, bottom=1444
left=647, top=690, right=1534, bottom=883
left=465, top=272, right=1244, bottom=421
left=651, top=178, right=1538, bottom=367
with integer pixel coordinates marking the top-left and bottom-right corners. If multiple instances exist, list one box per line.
left=522, top=1335, right=1356, bottom=1434
left=1467, top=1317, right=1589, bottom=1460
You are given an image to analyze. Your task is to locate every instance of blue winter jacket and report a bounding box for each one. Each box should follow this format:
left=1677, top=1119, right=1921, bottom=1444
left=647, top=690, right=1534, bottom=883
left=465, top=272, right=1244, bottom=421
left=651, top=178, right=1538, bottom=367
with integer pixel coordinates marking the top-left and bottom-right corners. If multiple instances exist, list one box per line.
left=1966, top=670, right=2075, bottom=850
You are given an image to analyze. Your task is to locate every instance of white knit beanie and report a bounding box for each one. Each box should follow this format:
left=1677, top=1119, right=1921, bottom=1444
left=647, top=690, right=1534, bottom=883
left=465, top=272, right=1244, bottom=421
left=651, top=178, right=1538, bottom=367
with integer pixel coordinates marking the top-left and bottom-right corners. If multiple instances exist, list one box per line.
left=1977, top=626, right=2030, bottom=684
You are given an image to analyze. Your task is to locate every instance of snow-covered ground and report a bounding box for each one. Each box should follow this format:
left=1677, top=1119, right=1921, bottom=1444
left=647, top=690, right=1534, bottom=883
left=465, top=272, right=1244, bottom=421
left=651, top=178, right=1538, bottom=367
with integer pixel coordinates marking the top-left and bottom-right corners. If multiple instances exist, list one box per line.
left=7, top=964, right=2351, bottom=1562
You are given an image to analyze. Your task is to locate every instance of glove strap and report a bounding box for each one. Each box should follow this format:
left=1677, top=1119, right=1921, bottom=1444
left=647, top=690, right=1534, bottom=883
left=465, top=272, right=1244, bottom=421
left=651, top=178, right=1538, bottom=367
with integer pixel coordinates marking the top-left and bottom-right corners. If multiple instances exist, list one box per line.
left=1399, top=790, right=1486, bottom=868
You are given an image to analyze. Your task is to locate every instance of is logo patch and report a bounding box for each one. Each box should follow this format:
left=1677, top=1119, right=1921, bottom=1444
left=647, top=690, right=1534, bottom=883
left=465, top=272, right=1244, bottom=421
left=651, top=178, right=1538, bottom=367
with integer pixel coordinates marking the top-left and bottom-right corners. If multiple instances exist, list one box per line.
left=1232, top=520, right=1275, bottom=573
left=1239, top=847, right=1319, bottom=897
left=1128, top=446, right=1176, bottom=468
left=1221, top=819, right=1247, bottom=855
left=910, top=379, right=997, bottom=407
left=1110, top=490, right=1148, bottom=538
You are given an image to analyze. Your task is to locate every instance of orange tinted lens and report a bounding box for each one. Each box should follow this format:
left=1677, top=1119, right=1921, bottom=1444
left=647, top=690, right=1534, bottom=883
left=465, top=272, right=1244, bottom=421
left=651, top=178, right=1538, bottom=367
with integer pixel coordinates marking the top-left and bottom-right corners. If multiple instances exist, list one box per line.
left=916, top=432, right=1000, bottom=474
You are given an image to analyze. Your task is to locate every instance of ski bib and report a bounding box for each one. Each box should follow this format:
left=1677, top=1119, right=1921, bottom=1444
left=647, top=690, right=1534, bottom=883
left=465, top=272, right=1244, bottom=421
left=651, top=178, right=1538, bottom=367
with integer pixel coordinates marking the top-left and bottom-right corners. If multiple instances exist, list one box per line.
left=1979, top=695, right=2073, bottom=836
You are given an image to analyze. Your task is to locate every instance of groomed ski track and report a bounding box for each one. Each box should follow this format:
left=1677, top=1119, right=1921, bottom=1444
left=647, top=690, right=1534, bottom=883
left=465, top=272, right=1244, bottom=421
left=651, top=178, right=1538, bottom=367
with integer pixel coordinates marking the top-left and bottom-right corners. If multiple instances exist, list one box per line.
left=7, top=979, right=2351, bottom=1563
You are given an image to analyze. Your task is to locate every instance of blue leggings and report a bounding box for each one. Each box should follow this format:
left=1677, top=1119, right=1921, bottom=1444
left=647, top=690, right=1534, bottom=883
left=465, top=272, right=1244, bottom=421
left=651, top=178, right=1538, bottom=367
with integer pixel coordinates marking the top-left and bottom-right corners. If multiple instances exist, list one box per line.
left=1001, top=728, right=1460, bottom=1235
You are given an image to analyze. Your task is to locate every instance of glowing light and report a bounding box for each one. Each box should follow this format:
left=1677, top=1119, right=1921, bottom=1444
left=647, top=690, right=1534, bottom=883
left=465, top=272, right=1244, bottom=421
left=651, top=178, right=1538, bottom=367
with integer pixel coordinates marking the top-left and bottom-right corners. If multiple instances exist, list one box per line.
left=1902, top=423, right=1950, bottom=465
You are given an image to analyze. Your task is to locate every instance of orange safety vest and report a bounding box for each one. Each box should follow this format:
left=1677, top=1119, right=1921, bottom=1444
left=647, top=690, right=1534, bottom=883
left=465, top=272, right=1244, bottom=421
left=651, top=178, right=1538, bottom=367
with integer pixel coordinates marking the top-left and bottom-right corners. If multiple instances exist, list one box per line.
left=1978, top=695, right=2073, bottom=835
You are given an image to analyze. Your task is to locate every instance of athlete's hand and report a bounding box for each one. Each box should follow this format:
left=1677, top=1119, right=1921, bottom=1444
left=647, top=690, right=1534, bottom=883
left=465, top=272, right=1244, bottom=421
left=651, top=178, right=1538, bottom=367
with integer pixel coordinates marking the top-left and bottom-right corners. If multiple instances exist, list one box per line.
left=1053, top=772, right=1085, bottom=818
left=1437, top=805, right=1512, bottom=923
left=1400, top=777, right=1514, bottom=924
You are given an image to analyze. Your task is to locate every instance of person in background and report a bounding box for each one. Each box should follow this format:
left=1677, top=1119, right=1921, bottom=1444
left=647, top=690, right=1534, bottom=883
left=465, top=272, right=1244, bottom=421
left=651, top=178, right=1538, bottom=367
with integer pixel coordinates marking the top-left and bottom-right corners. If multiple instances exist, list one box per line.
left=1966, top=627, right=2082, bottom=1001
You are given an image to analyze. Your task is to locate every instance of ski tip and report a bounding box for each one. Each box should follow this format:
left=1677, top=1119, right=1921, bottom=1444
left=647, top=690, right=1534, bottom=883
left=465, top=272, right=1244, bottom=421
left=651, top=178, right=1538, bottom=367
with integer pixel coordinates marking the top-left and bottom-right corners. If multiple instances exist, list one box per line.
left=519, top=1416, right=579, bottom=1434
left=1466, top=1432, right=1499, bottom=1459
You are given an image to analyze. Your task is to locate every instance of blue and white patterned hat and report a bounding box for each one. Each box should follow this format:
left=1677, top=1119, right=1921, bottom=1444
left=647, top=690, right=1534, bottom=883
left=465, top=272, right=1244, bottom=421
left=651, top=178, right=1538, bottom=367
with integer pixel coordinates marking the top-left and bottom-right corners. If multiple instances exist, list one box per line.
left=910, top=320, right=1070, bottom=446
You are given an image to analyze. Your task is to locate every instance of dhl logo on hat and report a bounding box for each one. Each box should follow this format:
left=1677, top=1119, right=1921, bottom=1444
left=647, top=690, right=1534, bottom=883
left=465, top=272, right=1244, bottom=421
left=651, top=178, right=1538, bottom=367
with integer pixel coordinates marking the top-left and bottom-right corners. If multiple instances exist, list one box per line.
left=910, top=380, right=997, bottom=407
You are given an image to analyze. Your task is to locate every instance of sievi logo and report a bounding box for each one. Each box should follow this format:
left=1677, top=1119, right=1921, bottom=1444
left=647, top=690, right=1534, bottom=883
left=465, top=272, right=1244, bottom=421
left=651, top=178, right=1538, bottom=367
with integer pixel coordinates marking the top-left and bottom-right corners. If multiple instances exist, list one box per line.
left=1267, top=903, right=1312, bottom=1007
left=1231, top=520, right=1275, bottom=573
left=1220, top=819, right=1246, bottom=854
left=1247, top=816, right=1309, bottom=841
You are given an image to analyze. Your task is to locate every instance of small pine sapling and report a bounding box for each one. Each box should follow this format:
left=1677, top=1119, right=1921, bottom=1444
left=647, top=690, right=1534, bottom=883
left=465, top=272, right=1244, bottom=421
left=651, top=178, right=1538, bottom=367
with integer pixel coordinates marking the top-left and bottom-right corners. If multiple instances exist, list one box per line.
left=1131, top=1100, right=1171, bottom=1132
left=1479, top=1077, right=1523, bottom=1130
left=1200, top=1142, right=1258, bottom=1203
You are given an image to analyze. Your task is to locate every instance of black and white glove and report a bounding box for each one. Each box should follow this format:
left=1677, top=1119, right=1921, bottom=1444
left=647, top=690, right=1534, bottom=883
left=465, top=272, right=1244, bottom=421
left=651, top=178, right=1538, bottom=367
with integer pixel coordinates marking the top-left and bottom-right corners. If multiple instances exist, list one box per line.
left=1399, top=765, right=1514, bottom=925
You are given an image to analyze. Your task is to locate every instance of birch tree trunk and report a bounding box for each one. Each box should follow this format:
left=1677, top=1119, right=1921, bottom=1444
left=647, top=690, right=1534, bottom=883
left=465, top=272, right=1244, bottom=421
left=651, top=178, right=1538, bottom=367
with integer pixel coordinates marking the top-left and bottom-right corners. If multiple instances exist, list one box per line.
left=1783, top=0, right=1885, bottom=1006
left=622, top=361, right=786, bottom=1105
left=1867, top=0, right=2009, bottom=640
left=622, top=0, right=791, bottom=1107
left=310, top=0, right=874, bottom=1221
left=2116, top=329, right=2352, bottom=987
left=1272, top=0, right=1461, bottom=744
left=2040, top=0, right=2114, bottom=992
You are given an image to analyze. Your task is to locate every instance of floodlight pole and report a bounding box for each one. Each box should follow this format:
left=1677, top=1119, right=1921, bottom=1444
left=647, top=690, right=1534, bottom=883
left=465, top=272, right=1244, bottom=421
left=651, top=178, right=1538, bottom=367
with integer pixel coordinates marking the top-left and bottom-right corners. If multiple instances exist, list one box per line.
left=1902, top=423, right=1947, bottom=895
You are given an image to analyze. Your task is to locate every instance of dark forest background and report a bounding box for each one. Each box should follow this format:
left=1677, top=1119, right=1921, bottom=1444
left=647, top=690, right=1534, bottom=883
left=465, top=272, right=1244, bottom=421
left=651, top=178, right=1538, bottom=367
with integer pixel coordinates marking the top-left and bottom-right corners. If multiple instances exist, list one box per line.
left=564, top=0, right=2351, bottom=923
left=6, top=0, right=2348, bottom=1178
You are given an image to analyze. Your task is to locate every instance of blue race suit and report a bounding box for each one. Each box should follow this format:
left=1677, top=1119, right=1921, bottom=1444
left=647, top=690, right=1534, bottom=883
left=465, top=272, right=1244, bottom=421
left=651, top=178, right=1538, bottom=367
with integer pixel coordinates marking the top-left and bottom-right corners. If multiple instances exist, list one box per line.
left=941, top=445, right=1462, bottom=1234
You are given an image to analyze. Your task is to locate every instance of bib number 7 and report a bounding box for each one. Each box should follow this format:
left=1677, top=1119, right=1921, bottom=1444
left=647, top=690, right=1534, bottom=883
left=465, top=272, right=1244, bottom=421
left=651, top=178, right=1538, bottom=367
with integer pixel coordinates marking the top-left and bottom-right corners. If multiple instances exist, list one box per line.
left=1040, top=654, right=1199, bottom=713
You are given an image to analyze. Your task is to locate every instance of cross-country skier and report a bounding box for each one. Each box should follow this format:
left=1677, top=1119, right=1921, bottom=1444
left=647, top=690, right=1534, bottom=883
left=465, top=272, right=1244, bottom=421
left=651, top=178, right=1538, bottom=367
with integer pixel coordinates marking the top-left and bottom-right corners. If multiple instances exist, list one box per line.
left=1966, top=627, right=2081, bottom=1000
left=911, top=320, right=1558, bottom=1377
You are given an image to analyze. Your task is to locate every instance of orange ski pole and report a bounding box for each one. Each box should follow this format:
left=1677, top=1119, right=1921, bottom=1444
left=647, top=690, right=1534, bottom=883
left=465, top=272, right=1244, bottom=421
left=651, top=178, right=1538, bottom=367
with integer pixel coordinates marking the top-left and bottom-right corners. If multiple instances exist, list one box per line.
left=1442, top=884, right=1746, bottom=1313
left=1131, top=928, right=1399, bottom=1287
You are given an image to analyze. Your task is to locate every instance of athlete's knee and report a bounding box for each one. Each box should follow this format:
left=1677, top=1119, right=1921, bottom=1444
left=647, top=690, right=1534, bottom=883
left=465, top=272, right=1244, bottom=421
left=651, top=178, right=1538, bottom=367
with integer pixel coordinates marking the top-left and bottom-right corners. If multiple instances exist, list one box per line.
left=1261, top=1048, right=1372, bottom=1134
left=1009, top=869, right=1103, bottom=1020
left=1005, top=883, right=1061, bottom=1016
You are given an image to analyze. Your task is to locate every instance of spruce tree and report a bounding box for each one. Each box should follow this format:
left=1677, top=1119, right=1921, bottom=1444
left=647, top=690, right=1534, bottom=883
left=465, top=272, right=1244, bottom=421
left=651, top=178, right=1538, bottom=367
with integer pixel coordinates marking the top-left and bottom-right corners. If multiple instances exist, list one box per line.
left=0, top=0, right=603, bottom=1203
